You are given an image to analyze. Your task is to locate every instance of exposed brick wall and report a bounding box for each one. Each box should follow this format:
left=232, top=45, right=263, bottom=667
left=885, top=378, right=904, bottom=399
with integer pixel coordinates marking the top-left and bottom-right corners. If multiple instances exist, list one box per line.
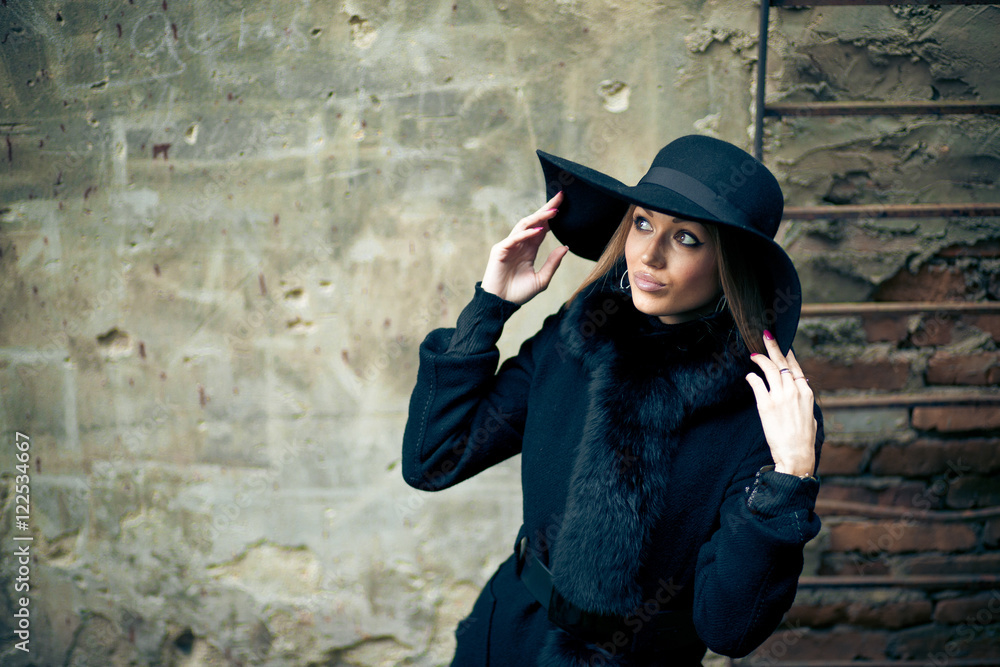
left=740, top=4, right=1000, bottom=661
left=745, top=242, right=1000, bottom=664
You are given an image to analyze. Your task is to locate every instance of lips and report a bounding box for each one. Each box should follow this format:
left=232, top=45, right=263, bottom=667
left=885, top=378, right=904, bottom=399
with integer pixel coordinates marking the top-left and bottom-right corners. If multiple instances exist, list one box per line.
left=632, top=271, right=666, bottom=292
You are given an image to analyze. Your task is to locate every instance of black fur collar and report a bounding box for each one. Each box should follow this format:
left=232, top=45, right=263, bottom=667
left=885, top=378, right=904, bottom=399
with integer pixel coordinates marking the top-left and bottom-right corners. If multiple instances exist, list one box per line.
left=543, top=273, right=753, bottom=661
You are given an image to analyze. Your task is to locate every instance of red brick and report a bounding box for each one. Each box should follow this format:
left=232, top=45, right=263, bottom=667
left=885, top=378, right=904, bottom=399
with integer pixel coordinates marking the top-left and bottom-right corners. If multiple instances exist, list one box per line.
left=945, top=475, right=1000, bottom=509
left=817, top=442, right=867, bottom=475
left=785, top=602, right=849, bottom=628
left=827, top=520, right=977, bottom=554
left=818, top=482, right=942, bottom=510
left=863, top=314, right=909, bottom=343
left=800, top=356, right=910, bottom=391
left=870, top=441, right=928, bottom=477
left=869, top=438, right=1000, bottom=476
left=933, top=592, right=1000, bottom=624
left=847, top=599, right=933, bottom=629
left=984, top=520, right=1000, bottom=548
left=887, top=622, right=1000, bottom=660
left=818, top=484, right=881, bottom=505
left=910, top=314, right=955, bottom=347
left=874, top=482, right=943, bottom=509
left=911, top=406, right=1000, bottom=433
left=874, top=264, right=969, bottom=302
left=938, top=239, right=1000, bottom=258
left=893, top=553, right=1000, bottom=576
left=750, top=627, right=890, bottom=662
left=819, top=552, right=891, bottom=576
left=963, top=314, right=1000, bottom=342
left=926, top=351, right=1000, bottom=386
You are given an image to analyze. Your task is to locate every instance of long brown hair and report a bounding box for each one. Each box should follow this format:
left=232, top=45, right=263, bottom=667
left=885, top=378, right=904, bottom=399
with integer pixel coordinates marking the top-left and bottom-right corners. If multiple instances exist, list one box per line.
left=566, top=205, right=773, bottom=355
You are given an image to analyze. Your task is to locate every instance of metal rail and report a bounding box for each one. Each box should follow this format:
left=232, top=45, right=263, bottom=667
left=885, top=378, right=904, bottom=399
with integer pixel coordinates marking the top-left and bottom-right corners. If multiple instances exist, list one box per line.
left=800, top=301, right=1000, bottom=316
left=772, top=0, right=999, bottom=5
left=817, top=499, right=1000, bottom=521
left=799, top=575, right=1000, bottom=589
left=753, top=1, right=771, bottom=160
left=766, top=101, right=1000, bottom=116
left=817, top=391, right=1000, bottom=408
left=752, top=0, right=1000, bottom=159
left=783, top=203, right=1000, bottom=219
left=733, top=660, right=1000, bottom=667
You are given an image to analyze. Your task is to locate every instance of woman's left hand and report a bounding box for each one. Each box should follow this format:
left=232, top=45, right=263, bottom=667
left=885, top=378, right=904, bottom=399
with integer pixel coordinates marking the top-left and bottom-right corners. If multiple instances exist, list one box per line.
left=745, top=331, right=817, bottom=478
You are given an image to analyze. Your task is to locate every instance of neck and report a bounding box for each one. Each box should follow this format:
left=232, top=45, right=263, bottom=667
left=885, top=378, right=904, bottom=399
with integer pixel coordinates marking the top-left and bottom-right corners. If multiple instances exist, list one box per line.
left=655, top=291, right=726, bottom=325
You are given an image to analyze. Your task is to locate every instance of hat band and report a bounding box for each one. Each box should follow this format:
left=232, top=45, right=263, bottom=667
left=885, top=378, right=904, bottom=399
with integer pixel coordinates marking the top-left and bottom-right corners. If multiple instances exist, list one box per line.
left=638, top=167, right=751, bottom=228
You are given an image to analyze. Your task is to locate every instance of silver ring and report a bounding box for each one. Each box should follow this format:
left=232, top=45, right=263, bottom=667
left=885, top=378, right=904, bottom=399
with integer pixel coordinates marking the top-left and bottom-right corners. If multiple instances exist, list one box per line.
left=779, top=368, right=791, bottom=374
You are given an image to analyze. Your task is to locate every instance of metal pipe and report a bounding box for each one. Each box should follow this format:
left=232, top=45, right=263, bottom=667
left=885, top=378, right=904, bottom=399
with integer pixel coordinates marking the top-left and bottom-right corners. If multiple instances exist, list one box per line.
left=800, top=301, right=1000, bottom=316
left=734, top=660, right=1000, bottom=667
left=799, top=575, right=1000, bottom=589
left=783, top=203, right=1000, bottom=219
left=818, top=391, right=1000, bottom=408
left=817, top=499, right=1000, bottom=521
left=771, top=0, right=999, bottom=5
left=753, top=1, right=770, bottom=161
left=765, top=101, right=1000, bottom=116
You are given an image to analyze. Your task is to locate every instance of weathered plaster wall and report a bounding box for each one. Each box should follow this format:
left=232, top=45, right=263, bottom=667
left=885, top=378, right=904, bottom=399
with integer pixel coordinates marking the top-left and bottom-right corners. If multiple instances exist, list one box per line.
left=0, top=1, right=997, bottom=665
left=768, top=5, right=1000, bottom=302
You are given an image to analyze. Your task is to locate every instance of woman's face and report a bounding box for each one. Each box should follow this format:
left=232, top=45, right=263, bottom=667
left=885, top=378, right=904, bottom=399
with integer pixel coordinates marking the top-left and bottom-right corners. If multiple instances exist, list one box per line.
left=624, top=206, right=721, bottom=324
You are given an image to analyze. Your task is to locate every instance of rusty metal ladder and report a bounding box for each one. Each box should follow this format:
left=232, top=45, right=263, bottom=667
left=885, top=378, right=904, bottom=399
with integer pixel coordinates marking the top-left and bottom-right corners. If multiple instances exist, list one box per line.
left=734, top=2, right=1000, bottom=666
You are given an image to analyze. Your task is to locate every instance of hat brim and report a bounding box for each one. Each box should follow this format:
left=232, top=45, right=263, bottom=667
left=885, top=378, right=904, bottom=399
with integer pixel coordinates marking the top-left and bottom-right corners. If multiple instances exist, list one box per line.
left=537, top=150, right=802, bottom=353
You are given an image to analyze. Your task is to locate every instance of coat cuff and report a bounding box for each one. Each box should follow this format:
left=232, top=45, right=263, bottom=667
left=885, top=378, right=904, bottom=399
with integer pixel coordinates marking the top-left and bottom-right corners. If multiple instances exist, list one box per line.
left=446, top=282, right=521, bottom=355
left=746, top=465, right=820, bottom=520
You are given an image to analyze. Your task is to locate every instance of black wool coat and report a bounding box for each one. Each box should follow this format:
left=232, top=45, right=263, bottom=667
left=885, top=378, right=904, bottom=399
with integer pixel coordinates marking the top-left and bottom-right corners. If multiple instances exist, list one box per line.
left=402, top=277, right=824, bottom=666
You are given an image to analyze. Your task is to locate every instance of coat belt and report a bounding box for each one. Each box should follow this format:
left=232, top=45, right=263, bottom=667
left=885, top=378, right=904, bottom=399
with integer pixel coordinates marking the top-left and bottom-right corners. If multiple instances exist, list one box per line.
left=515, top=536, right=701, bottom=651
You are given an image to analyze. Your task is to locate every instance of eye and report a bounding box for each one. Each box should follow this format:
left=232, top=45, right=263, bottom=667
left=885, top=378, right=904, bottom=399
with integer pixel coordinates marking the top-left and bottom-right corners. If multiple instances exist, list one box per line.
left=633, top=215, right=653, bottom=232
left=676, top=231, right=702, bottom=247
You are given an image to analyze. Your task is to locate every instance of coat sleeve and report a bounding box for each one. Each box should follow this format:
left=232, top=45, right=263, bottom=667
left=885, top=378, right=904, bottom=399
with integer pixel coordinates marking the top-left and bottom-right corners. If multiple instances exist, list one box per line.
left=401, top=282, right=551, bottom=491
left=691, top=402, right=825, bottom=657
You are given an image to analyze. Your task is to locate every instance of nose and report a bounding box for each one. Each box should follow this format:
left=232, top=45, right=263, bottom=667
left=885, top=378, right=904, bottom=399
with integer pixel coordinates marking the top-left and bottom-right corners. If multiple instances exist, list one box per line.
left=641, top=233, right=667, bottom=268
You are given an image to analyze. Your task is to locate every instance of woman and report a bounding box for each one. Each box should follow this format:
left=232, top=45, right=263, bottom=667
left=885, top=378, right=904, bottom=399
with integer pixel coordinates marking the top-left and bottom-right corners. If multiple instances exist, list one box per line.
left=401, top=135, right=822, bottom=666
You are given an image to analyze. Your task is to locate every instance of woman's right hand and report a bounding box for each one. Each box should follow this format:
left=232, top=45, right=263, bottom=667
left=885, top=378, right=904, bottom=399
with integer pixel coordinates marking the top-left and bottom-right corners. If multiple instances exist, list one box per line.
left=480, top=191, right=569, bottom=305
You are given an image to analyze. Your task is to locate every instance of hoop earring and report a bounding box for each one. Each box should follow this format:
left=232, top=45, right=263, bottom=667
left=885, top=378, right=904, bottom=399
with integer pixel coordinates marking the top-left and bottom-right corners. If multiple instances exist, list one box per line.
left=619, top=269, right=631, bottom=292
left=714, top=293, right=728, bottom=314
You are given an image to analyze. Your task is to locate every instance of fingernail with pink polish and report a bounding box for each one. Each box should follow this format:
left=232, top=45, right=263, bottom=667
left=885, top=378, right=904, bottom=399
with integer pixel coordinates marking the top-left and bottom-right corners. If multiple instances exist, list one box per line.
left=763, top=330, right=774, bottom=341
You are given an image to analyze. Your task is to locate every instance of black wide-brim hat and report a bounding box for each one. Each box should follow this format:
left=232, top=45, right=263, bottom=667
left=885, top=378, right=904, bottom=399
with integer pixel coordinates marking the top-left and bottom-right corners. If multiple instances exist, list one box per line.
left=537, top=134, right=802, bottom=354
